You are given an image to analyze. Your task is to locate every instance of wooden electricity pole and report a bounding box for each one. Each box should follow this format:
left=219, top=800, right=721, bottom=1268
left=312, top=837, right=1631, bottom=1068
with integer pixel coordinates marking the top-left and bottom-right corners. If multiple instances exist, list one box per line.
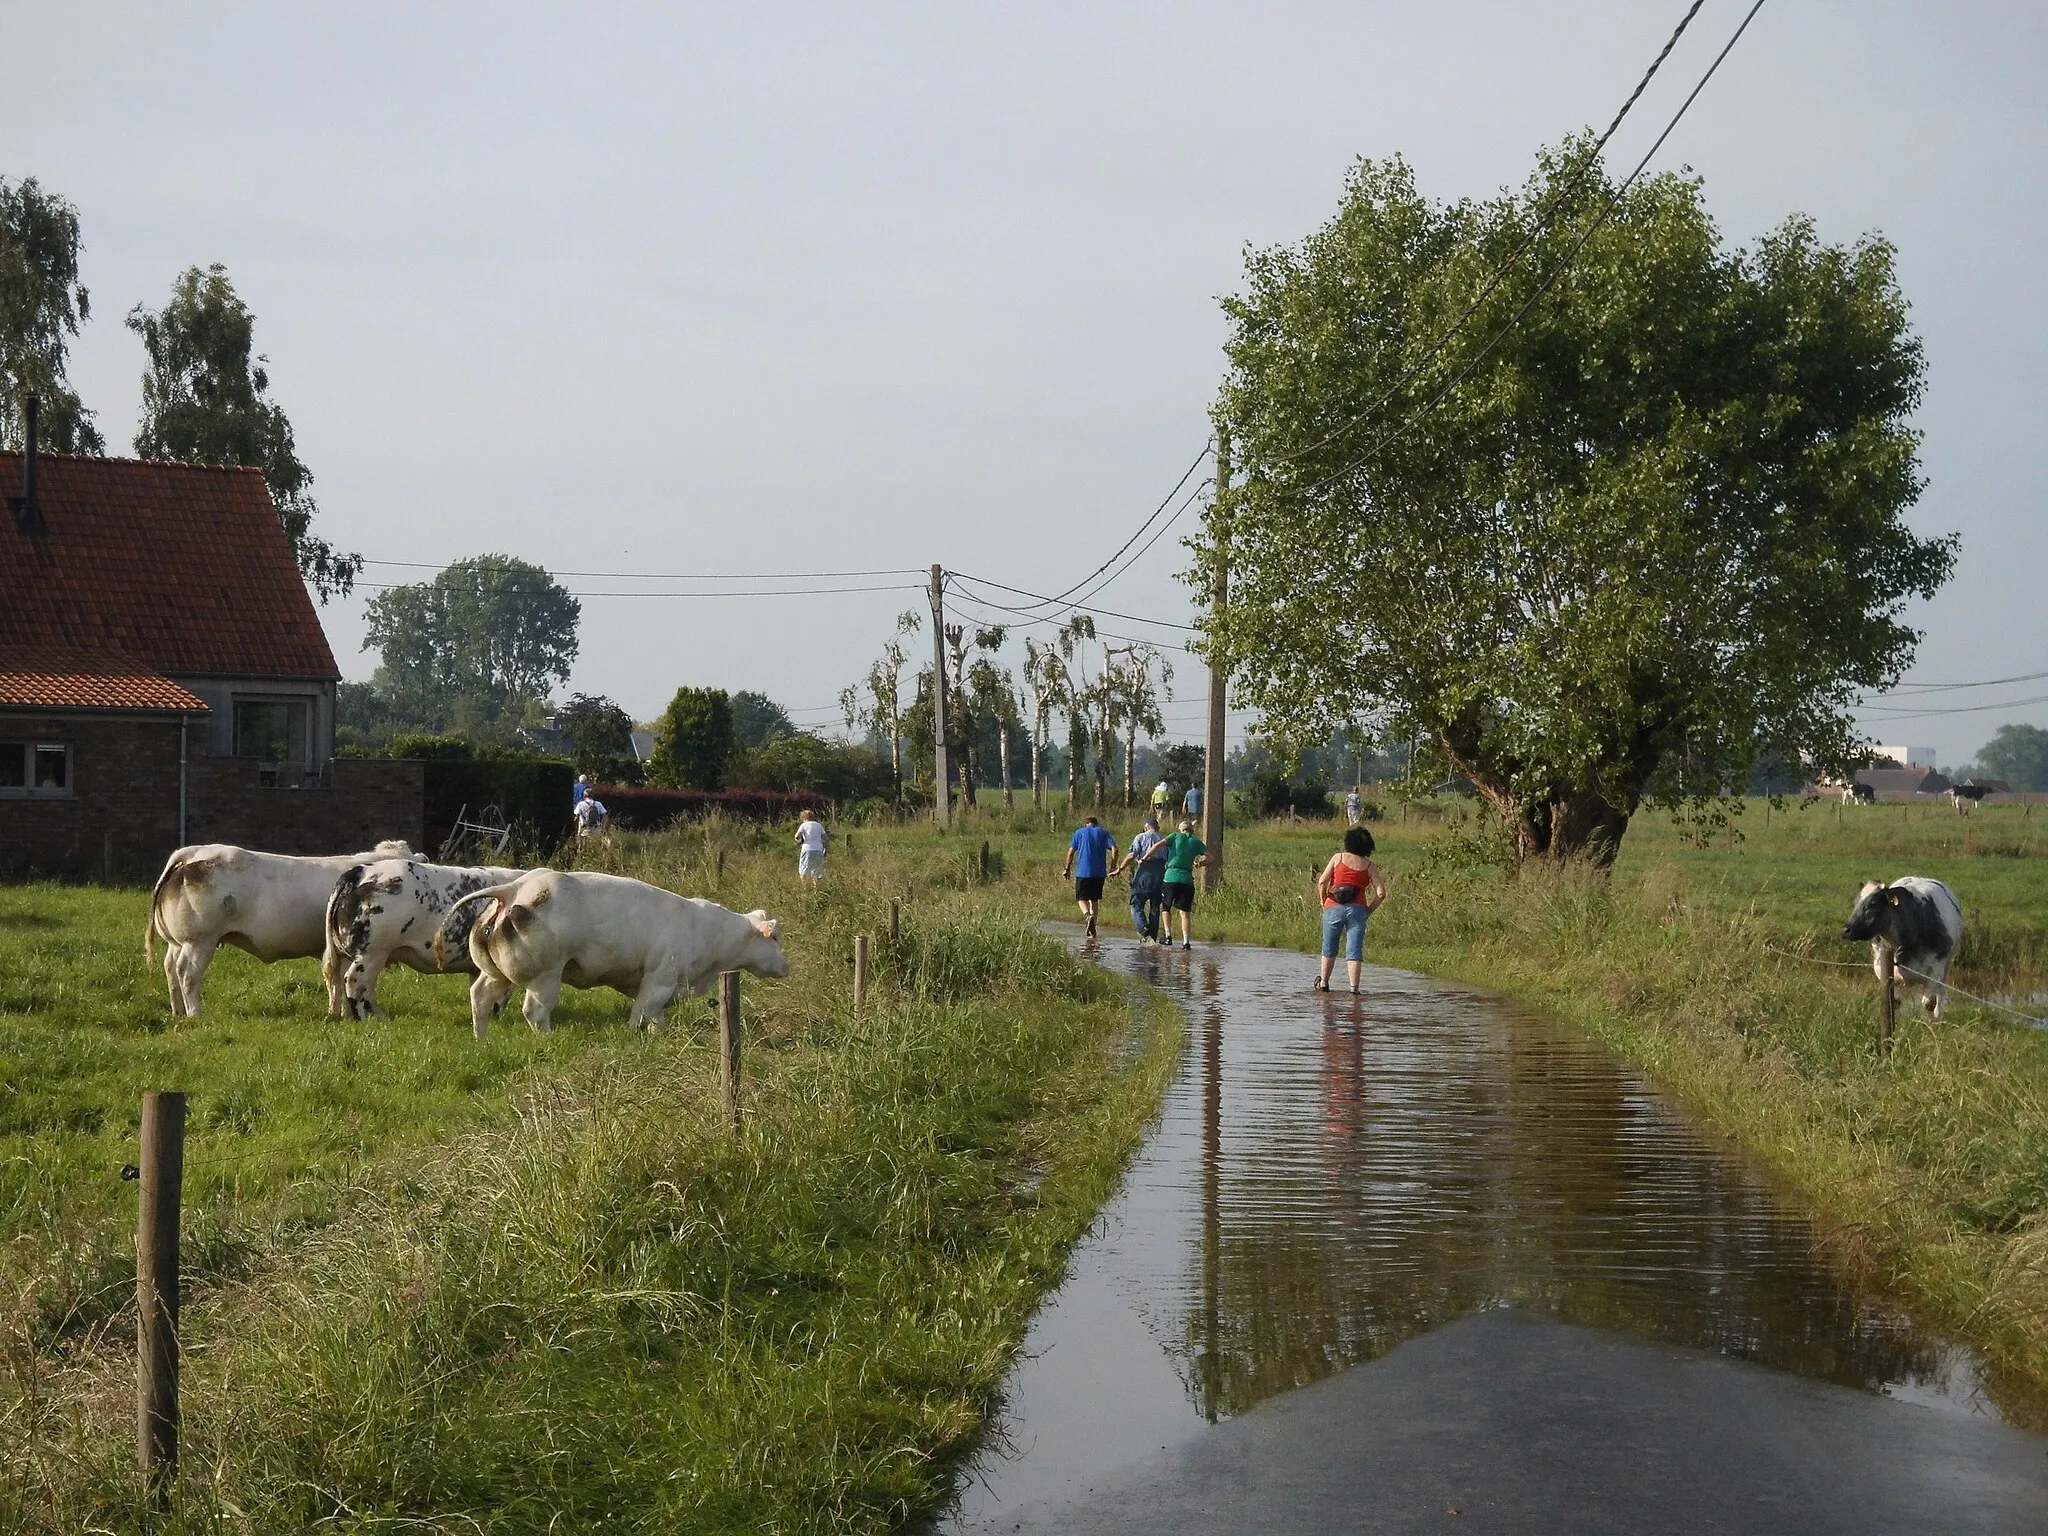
left=1202, top=432, right=1231, bottom=893
left=718, top=972, right=743, bottom=1133
left=930, top=564, right=951, bottom=828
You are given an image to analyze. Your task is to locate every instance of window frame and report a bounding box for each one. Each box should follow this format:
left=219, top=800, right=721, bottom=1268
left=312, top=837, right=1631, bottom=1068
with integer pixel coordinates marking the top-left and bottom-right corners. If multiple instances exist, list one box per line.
left=0, top=739, right=73, bottom=799
left=232, top=697, right=311, bottom=766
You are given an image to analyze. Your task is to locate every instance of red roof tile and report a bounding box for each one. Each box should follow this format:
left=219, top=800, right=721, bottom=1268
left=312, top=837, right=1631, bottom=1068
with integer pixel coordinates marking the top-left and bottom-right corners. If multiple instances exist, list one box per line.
left=0, top=452, right=340, bottom=680
left=0, top=646, right=210, bottom=712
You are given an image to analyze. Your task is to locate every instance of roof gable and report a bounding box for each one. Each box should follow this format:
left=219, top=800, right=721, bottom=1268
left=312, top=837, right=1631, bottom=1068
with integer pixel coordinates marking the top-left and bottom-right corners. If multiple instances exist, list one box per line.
left=0, top=452, right=339, bottom=680
left=0, top=646, right=210, bottom=712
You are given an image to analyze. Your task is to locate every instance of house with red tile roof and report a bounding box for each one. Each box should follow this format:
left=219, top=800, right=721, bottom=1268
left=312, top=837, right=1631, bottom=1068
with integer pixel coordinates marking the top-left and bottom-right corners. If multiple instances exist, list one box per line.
left=3, top=439, right=420, bottom=876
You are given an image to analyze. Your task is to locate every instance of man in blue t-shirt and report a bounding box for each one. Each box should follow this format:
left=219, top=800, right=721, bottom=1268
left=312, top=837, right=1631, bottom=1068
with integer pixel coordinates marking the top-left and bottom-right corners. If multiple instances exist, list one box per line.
left=1061, top=814, right=1118, bottom=938
left=1182, top=782, right=1203, bottom=821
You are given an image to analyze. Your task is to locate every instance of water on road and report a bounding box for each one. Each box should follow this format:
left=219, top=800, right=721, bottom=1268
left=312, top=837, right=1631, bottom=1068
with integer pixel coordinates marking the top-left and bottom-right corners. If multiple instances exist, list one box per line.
left=943, top=934, right=2044, bottom=1529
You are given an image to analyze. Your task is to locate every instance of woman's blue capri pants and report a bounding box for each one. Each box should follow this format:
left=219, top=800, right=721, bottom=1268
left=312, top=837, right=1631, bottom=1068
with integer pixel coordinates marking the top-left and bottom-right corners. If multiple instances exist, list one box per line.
left=1321, top=903, right=1368, bottom=961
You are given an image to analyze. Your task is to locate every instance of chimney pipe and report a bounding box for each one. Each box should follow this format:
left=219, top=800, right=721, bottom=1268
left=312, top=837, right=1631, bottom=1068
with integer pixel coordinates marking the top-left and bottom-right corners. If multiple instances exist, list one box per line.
left=11, top=395, right=44, bottom=536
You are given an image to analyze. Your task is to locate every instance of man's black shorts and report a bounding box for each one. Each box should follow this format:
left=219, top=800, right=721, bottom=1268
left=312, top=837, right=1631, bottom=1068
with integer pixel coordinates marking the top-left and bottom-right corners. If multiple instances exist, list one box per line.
left=1162, top=882, right=1195, bottom=912
left=1074, top=875, right=1106, bottom=902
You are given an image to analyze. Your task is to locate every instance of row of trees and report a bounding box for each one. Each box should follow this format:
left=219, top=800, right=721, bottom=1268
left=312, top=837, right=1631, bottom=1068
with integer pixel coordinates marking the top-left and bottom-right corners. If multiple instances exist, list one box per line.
left=1, top=176, right=358, bottom=597
left=838, top=609, right=1178, bottom=811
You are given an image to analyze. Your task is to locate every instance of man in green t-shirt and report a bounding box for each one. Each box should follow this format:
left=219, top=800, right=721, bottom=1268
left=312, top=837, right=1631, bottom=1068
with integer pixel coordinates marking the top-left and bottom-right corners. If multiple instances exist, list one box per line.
left=1158, top=818, right=1209, bottom=948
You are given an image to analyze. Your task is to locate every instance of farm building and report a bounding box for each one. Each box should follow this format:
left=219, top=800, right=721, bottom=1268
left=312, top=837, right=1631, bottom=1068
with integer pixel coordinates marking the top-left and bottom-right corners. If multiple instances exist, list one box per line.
left=1, top=443, right=422, bottom=878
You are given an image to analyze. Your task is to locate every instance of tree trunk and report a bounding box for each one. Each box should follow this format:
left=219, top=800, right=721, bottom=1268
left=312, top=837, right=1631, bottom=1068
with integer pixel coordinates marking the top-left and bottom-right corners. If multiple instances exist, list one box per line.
left=1030, top=730, right=1042, bottom=808
left=999, top=721, right=1014, bottom=812
left=889, top=730, right=901, bottom=805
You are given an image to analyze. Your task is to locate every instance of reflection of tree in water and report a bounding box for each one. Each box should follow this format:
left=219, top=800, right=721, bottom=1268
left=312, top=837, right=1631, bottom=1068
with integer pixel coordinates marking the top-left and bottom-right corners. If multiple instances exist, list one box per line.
left=1173, top=977, right=1954, bottom=1422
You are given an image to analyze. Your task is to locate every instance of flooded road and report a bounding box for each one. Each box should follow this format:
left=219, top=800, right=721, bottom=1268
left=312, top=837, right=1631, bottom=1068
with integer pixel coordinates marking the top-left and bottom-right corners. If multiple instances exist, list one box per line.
left=943, top=936, right=2048, bottom=1533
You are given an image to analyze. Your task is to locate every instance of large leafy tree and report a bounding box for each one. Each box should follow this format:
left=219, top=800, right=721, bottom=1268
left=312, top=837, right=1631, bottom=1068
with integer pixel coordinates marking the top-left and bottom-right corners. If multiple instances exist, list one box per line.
left=363, top=555, right=580, bottom=727
left=0, top=176, right=102, bottom=454
left=1973, top=724, right=2048, bottom=793
left=731, top=691, right=795, bottom=750
left=1196, top=145, right=1955, bottom=863
left=652, top=687, right=735, bottom=790
left=129, top=264, right=361, bottom=599
left=557, top=692, right=640, bottom=782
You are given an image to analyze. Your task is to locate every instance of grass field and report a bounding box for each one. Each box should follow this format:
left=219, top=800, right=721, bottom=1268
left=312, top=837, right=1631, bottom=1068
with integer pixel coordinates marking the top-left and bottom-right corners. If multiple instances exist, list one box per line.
left=1, top=831, right=1180, bottom=1533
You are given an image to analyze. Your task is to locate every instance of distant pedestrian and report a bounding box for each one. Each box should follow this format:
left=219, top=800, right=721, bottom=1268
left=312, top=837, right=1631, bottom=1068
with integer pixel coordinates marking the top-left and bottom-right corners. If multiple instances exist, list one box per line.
left=1062, top=813, right=1118, bottom=938
left=573, top=792, right=608, bottom=839
left=1314, top=826, right=1386, bottom=995
left=1114, top=814, right=1167, bottom=943
left=1150, top=779, right=1173, bottom=815
left=794, top=808, right=828, bottom=888
left=1345, top=787, right=1364, bottom=827
left=1182, top=781, right=1203, bottom=822
left=573, top=773, right=591, bottom=806
left=1158, top=817, right=1209, bottom=948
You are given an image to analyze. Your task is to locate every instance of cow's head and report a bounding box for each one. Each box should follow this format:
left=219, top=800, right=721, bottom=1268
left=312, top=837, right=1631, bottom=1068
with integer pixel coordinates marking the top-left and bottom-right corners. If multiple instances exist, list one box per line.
left=1841, top=881, right=1896, bottom=942
left=743, top=909, right=791, bottom=979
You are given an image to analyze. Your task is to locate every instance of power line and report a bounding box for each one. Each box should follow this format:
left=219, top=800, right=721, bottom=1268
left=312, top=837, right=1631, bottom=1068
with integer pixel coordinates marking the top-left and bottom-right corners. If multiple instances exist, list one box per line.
left=354, top=581, right=923, bottom=599
left=949, top=574, right=1197, bottom=631
left=1016, top=441, right=1213, bottom=614
left=361, top=560, right=924, bottom=581
left=1293, top=0, right=1769, bottom=500
left=1876, top=668, right=2048, bottom=695
left=1270, top=0, right=1711, bottom=467
left=1858, top=692, right=2048, bottom=721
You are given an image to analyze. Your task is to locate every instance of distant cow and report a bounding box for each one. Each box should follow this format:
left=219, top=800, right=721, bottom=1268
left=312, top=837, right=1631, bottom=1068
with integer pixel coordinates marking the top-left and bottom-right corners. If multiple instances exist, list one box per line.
left=1841, top=877, right=1964, bottom=1019
left=1842, top=783, right=1876, bottom=805
left=1950, top=783, right=1989, bottom=816
left=147, top=841, right=414, bottom=1017
left=325, top=857, right=526, bottom=1019
left=439, top=869, right=790, bottom=1039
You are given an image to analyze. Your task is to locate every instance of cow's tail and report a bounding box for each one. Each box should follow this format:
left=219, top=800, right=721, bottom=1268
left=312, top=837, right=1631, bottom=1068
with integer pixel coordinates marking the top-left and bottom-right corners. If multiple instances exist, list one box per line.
left=436, top=881, right=524, bottom=970
left=326, top=864, right=372, bottom=960
left=145, top=849, right=191, bottom=965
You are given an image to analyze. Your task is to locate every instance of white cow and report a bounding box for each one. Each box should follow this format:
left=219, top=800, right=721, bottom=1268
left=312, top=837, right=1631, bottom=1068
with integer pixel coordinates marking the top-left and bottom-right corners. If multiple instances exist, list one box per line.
left=325, top=857, right=527, bottom=1019
left=439, top=869, right=789, bottom=1039
left=146, top=841, right=414, bottom=1017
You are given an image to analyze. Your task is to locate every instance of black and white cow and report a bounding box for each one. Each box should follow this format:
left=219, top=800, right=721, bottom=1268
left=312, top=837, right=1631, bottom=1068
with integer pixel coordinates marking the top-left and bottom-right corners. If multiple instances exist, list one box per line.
left=1841, top=877, right=1964, bottom=1019
left=1842, top=782, right=1876, bottom=805
left=1950, top=782, right=1989, bottom=816
left=326, top=857, right=528, bottom=1019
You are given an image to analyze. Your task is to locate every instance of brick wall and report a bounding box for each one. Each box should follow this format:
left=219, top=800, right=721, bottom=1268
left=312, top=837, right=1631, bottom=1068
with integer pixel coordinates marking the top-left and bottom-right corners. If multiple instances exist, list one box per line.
left=0, top=711, right=424, bottom=879
left=186, top=757, right=424, bottom=859
left=0, top=712, right=183, bottom=880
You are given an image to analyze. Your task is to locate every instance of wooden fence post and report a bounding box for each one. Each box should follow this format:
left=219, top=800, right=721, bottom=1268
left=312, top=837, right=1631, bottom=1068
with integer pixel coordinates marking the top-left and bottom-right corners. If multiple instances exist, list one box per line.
left=715, top=848, right=726, bottom=881
left=718, top=972, right=742, bottom=1133
left=854, top=935, right=870, bottom=1010
left=1880, top=946, right=1897, bottom=1055
left=137, top=1090, right=186, bottom=1506
left=889, top=899, right=901, bottom=947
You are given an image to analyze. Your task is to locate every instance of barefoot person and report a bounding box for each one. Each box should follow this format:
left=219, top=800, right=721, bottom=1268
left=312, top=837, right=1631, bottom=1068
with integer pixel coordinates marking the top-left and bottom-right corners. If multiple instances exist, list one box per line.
left=1158, top=817, right=1209, bottom=949
left=1314, top=826, right=1386, bottom=994
left=1062, top=814, right=1117, bottom=938
left=794, top=807, right=828, bottom=889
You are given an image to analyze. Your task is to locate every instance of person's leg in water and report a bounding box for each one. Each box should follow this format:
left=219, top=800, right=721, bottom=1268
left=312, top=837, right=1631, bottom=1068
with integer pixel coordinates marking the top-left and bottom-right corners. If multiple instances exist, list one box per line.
left=1345, top=904, right=1368, bottom=992
left=1317, top=905, right=1342, bottom=990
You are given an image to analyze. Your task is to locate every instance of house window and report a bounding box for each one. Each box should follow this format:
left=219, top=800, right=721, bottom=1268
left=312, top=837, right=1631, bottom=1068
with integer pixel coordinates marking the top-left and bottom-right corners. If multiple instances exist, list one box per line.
left=0, top=741, right=71, bottom=797
left=233, top=700, right=308, bottom=763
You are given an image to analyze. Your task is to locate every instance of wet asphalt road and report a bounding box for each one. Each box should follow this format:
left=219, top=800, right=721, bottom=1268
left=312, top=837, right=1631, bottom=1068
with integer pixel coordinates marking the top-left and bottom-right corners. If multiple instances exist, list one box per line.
left=942, top=934, right=2048, bottom=1534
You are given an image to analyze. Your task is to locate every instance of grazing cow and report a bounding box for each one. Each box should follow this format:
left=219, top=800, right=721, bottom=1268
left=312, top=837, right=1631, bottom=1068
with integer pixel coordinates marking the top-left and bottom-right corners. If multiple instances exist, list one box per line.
left=1843, top=782, right=1877, bottom=805
left=147, top=841, right=414, bottom=1018
left=325, top=857, right=527, bottom=1019
left=1841, top=876, right=1965, bottom=1019
left=439, top=869, right=790, bottom=1039
left=1950, top=783, right=1989, bottom=816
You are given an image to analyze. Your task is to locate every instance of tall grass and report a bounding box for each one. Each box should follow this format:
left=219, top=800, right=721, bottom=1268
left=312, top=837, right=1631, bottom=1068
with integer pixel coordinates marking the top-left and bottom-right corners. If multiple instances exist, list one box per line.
left=0, top=837, right=1180, bottom=1533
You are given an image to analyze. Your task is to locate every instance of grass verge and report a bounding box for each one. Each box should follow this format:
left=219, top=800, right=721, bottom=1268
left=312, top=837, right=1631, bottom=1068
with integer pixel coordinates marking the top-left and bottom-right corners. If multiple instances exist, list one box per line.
left=1, top=834, right=1182, bottom=1533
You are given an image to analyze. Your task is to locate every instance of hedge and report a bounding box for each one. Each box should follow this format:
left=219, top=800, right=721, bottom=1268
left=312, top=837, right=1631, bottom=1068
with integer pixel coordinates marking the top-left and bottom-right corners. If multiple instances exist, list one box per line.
left=592, top=784, right=832, bottom=829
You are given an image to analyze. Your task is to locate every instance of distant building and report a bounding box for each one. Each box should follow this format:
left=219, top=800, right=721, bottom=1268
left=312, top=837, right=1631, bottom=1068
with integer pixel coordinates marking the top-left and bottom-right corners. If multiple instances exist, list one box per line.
left=1852, top=766, right=1952, bottom=799
left=1872, top=744, right=1939, bottom=770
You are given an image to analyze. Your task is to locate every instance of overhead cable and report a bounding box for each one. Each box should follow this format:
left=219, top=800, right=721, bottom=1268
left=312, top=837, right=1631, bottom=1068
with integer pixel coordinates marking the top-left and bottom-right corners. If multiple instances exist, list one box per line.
left=360, top=559, right=925, bottom=581
left=950, top=573, right=1196, bottom=631
left=354, top=581, right=924, bottom=599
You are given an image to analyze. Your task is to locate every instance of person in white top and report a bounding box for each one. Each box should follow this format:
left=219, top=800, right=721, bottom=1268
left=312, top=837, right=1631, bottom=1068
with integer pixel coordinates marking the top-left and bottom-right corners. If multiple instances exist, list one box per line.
left=794, top=808, right=828, bottom=888
left=573, top=793, right=608, bottom=839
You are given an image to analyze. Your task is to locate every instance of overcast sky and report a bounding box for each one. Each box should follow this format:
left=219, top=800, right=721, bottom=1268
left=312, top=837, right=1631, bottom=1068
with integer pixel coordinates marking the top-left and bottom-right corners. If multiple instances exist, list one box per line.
left=5, top=1, right=2042, bottom=764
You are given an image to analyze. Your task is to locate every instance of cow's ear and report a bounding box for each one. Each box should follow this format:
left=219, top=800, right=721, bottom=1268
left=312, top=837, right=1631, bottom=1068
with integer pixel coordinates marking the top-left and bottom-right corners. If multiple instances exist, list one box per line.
left=750, top=913, right=779, bottom=940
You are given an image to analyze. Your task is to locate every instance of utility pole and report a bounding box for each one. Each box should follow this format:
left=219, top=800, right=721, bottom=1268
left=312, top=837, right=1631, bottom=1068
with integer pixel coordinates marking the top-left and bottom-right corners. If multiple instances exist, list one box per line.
left=1203, top=431, right=1230, bottom=893
left=930, top=564, right=951, bottom=828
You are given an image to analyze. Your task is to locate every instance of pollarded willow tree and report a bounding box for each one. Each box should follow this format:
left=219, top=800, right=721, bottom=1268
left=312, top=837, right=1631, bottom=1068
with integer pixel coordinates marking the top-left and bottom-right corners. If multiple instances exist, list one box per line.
left=1192, top=143, right=1955, bottom=863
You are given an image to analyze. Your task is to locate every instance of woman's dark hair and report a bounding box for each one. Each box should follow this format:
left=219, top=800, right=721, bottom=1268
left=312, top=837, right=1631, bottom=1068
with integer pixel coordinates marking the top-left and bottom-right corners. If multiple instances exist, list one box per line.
left=1343, top=826, right=1375, bottom=857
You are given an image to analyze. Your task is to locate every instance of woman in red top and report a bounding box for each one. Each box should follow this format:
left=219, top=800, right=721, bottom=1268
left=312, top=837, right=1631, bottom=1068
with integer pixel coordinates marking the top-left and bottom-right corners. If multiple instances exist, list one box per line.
left=1314, top=826, right=1386, bottom=994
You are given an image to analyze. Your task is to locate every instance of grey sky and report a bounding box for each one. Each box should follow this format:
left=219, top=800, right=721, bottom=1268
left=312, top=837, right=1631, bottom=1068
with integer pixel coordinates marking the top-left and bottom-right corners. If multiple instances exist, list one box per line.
left=6, top=1, right=2042, bottom=764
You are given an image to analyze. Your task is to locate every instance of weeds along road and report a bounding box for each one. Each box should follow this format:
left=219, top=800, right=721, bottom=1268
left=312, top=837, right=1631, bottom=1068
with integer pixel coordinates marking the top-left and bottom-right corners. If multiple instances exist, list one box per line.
left=945, top=932, right=2048, bottom=1535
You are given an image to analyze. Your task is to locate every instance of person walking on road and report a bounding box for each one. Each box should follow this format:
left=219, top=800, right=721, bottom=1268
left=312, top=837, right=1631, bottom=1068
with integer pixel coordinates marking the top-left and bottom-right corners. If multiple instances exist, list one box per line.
left=1114, top=814, right=1168, bottom=944
left=1063, top=814, right=1117, bottom=937
left=1158, top=817, right=1209, bottom=948
left=1315, top=826, right=1386, bottom=994
left=794, top=807, right=828, bottom=889
left=1345, top=786, right=1364, bottom=827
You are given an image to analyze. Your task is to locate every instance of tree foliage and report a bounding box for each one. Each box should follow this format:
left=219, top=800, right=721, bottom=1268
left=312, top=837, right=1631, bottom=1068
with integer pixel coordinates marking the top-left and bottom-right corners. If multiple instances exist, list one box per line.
left=128, top=264, right=360, bottom=599
left=557, top=692, right=640, bottom=781
left=1196, top=145, right=1955, bottom=862
left=1974, top=723, right=2048, bottom=793
left=731, top=691, right=795, bottom=750
left=363, top=555, right=580, bottom=728
left=0, top=176, right=102, bottom=454
left=652, top=687, right=735, bottom=791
